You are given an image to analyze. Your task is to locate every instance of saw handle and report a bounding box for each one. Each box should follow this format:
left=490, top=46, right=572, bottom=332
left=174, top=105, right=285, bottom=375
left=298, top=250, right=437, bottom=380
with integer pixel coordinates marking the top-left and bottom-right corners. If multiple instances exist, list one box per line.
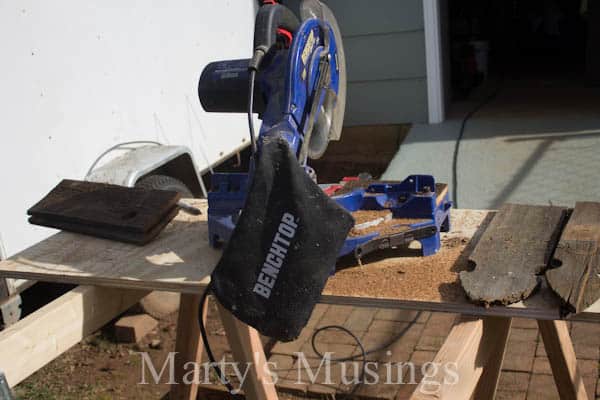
left=250, top=4, right=300, bottom=70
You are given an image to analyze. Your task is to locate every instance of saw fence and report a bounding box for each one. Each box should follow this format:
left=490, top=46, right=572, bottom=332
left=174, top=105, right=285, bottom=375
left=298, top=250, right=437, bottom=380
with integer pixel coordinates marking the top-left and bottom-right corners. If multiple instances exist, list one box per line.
left=0, top=199, right=598, bottom=399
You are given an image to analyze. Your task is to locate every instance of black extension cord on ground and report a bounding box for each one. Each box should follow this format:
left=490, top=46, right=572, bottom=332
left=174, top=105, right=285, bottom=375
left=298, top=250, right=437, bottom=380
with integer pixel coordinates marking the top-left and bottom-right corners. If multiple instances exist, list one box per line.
left=451, top=84, right=503, bottom=208
left=198, top=285, right=422, bottom=398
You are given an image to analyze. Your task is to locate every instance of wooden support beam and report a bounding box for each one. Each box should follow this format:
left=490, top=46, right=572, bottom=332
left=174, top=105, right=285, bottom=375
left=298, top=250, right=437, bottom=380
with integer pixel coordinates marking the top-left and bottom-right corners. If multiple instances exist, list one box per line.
left=218, top=303, right=278, bottom=400
left=0, top=285, right=147, bottom=387
left=170, top=293, right=207, bottom=400
left=537, top=320, right=589, bottom=400
left=473, top=317, right=512, bottom=399
left=410, top=315, right=511, bottom=400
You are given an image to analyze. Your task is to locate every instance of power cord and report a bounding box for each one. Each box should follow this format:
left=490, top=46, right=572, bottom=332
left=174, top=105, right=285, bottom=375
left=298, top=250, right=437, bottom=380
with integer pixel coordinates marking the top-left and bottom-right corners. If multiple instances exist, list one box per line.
left=247, top=69, right=258, bottom=155
left=451, top=86, right=502, bottom=208
left=310, top=312, right=421, bottom=396
left=198, top=286, right=421, bottom=397
left=198, top=285, right=240, bottom=397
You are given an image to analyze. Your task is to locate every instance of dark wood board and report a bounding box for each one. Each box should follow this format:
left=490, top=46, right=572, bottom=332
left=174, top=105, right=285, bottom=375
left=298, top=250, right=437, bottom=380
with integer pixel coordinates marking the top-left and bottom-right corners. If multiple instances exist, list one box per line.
left=28, top=179, right=181, bottom=234
left=28, top=206, right=179, bottom=246
left=459, top=204, right=567, bottom=305
left=546, top=202, right=600, bottom=314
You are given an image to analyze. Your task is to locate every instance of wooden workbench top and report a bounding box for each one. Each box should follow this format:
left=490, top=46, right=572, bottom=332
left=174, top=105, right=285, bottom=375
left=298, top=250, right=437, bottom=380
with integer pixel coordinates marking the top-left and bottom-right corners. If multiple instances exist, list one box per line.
left=0, top=200, right=217, bottom=293
left=1, top=199, right=598, bottom=321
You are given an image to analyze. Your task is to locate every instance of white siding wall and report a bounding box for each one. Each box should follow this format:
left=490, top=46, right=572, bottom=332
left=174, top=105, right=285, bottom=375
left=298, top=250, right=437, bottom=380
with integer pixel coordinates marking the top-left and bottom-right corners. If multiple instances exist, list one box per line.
left=0, top=1, right=256, bottom=256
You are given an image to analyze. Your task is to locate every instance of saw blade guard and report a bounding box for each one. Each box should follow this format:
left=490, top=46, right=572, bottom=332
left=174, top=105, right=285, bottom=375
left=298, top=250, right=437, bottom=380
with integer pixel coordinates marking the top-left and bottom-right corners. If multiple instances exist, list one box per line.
left=300, top=0, right=346, bottom=158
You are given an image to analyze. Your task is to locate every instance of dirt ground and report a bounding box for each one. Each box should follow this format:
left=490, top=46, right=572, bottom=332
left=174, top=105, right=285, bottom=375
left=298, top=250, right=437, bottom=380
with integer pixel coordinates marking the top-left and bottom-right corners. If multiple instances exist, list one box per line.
left=13, top=297, right=315, bottom=400
left=14, top=309, right=178, bottom=399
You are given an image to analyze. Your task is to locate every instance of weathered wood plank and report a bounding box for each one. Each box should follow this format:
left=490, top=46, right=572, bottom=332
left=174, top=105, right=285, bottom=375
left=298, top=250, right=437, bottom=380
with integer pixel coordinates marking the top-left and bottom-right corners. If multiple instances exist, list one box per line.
left=28, top=206, right=179, bottom=246
left=28, top=179, right=180, bottom=233
left=459, top=204, right=567, bottom=305
left=28, top=179, right=181, bottom=245
left=546, top=202, right=600, bottom=314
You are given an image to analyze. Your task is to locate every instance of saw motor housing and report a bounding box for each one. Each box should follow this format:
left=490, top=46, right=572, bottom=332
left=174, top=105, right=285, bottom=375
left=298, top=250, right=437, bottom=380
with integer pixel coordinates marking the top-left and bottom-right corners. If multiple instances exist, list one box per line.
left=199, top=1, right=345, bottom=246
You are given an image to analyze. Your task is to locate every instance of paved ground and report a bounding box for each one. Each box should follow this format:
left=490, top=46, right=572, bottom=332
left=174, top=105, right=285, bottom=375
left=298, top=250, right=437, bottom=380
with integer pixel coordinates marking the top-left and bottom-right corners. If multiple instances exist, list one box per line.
left=383, top=78, right=600, bottom=210
left=265, top=305, right=600, bottom=399
left=13, top=294, right=599, bottom=399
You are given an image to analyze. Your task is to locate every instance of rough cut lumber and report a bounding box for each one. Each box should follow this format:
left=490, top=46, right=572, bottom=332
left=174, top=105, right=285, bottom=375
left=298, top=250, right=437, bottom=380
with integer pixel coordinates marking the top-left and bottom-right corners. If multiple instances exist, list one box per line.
left=28, top=179, right=181, bottom=234
left=459, top=204, right=567, bottom=305
left=114, top=314, right=158, bottom=343
left=28, top=179, right=182, bottom=245
left=537, top=320, right=590, bottom=400
left=28, top=208, right=179, bottom=246
left=546, top=202, right=600, bottom=314
left=409, top=316, right=511, bottom=400
left=0, top=285, right=147, bottom=387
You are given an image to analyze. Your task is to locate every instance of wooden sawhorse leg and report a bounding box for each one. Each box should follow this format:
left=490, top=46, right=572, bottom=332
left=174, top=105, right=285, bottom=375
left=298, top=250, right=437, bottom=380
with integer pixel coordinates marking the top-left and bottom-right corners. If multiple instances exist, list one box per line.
left=411, top=315, right=590, bottom=399
left=538, top=319, right=589, bottom=400
left=169, top=294, right=278, bottom=400
left=410, top=315, right=512, bottom=399
left=170, top=293, right=208, bottom=400
left=218, top=303, right=279, bottom=400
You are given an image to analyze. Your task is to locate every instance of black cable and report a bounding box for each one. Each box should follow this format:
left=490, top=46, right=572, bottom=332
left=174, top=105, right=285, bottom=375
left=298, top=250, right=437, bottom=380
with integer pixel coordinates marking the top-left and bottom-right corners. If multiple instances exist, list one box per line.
left=198, top=285, right=238, bottom=396
left=310, top=311, right=421, bottom=396
left=196, top=61, right=259, bottom=399
left=247, top=69, right=258, bottom=155
left=451, top=87, right=502, bottom=208
left=311, top=325, right=367, bottom=395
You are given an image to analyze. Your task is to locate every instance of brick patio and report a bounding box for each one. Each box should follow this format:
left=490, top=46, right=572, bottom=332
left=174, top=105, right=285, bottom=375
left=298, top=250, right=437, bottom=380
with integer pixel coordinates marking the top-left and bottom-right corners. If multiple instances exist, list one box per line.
left=266, top=304, right=600, bottom=399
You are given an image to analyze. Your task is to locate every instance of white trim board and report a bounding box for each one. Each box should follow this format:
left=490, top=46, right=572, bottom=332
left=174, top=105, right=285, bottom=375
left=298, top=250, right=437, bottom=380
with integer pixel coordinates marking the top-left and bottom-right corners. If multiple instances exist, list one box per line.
left=424, top=0, right=446, bottom=124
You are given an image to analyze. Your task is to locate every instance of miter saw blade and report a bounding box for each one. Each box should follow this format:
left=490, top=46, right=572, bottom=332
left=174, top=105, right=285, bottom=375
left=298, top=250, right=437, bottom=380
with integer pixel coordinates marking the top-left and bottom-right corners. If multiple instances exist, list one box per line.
left=300, top=0, right=346, bottom=159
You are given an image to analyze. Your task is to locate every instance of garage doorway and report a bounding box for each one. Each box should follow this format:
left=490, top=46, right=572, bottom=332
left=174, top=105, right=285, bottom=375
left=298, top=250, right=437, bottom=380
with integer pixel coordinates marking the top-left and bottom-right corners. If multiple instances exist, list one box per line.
left=426, top=0, right=598, bottom=114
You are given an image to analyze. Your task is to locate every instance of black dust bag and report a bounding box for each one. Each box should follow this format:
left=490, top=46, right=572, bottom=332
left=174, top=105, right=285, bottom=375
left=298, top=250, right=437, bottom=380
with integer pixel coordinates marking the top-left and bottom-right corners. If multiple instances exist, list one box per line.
left=210, top=137, right=354, bottom=341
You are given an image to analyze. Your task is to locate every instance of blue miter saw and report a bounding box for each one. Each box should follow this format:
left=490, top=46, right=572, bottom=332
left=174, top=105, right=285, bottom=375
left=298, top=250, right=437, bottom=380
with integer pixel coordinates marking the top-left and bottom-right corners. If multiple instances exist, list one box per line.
left=198, top=0, right=452, bottom=264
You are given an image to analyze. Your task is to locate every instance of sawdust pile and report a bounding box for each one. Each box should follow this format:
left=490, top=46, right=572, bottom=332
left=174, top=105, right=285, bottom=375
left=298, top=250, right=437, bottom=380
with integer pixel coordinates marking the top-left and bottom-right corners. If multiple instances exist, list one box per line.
left=325, top=236, right=471, bottom=302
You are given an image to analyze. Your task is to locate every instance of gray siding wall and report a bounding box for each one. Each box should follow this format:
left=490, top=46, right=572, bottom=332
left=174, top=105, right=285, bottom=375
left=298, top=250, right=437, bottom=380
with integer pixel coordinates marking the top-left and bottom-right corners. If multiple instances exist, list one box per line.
left=281, top=0, right=428, bottom=125
left=325, top=0, right=428, bottom=125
